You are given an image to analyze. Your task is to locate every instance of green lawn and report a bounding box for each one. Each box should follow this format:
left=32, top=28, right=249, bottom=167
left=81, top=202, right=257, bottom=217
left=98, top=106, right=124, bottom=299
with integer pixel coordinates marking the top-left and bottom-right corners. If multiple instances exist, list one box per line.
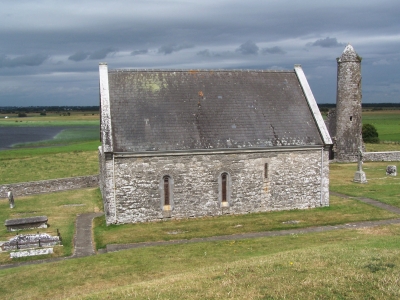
left=0, top=111, right=100, bottom=184
left=94, top=194, right=397, bottom=249
left=2, top=224, right=400, bottom=299
left=330, top=161, right=400, bottom=208
left=0, top=143, right=99, bottom=184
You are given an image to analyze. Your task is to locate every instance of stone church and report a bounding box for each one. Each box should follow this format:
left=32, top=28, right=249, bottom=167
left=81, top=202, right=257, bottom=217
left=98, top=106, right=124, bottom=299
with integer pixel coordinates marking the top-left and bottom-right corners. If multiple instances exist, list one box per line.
left=98, top=64, right=332, bottom=224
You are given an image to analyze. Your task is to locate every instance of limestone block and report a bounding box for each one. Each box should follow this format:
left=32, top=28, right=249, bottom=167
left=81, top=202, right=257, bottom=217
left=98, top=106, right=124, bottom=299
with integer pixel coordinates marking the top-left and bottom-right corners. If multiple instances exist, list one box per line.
left=386, top=165, right=397, bottom=176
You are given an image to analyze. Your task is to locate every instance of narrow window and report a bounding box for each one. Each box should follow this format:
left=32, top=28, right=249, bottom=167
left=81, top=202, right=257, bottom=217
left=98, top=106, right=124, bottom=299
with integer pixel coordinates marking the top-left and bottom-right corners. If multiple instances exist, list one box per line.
left=350, top=116, right=353, bottom=121
left=221, top=173, right=227, bottom=203
left=163, top=176, right=170, bottom=206
left=264, top=163, right=268, bottom=179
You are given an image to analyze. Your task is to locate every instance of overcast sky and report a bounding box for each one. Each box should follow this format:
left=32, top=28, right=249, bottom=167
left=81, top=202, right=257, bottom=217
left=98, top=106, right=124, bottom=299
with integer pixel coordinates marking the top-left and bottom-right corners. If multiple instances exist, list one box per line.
left=1, top=0, right=399, bottom=106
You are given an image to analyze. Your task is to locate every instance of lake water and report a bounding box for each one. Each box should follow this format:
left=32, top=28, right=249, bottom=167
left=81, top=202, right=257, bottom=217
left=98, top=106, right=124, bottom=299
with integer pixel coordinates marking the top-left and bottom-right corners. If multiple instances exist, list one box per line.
left=0, top=126, right=70, bottom=150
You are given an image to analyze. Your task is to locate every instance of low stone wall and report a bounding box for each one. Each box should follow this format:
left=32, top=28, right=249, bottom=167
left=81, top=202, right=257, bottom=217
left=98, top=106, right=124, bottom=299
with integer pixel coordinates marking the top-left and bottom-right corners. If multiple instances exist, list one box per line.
left=0, top=175, right=99, bottom=199
left=364, top=151, right=400, bottom=162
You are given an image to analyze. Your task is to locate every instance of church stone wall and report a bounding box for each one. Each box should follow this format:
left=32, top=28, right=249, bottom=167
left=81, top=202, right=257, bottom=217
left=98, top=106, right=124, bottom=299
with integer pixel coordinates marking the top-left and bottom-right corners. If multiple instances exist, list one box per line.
left=99, top=147, right=117, bottom=224
left=103, top=148, right=329, bottom=224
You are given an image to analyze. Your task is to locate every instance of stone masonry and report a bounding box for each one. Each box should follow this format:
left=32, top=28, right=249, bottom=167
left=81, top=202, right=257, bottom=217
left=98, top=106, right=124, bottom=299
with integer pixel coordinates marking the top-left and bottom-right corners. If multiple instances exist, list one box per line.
left=335, top=44, right=363, bottom=162
left=100, top=147, right=329, bottom=224
left=0, top=175, right=99, bottom=199
left=363, top=151, right=400, bottom=162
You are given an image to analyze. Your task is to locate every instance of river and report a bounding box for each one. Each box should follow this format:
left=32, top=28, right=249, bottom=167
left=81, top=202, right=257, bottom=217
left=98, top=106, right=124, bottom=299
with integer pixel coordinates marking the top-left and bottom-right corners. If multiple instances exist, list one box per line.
left=0, top=126, right=73, bottom=150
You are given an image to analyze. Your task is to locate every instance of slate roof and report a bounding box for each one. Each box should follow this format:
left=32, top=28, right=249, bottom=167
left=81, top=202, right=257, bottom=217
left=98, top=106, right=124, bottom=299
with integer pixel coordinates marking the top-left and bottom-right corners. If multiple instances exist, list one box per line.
left=103, top=68, right=326, bottom=152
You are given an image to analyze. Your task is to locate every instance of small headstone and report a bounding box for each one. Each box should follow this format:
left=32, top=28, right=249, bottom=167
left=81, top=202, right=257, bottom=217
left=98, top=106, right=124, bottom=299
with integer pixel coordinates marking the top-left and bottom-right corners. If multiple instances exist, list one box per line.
left=386, top=165, right=397, bottom=176
left=7, top=191, right=15, bottom=209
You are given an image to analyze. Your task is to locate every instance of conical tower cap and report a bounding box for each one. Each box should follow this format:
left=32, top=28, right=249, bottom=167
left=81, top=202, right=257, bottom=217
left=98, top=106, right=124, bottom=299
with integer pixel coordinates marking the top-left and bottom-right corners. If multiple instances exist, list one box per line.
left=338, top=44, right=361, bottom=62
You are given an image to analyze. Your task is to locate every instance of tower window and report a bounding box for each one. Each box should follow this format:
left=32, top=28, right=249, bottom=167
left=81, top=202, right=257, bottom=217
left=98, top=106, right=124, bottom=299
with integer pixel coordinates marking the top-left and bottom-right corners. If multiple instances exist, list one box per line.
left=350, top=116, right=353, bottom=121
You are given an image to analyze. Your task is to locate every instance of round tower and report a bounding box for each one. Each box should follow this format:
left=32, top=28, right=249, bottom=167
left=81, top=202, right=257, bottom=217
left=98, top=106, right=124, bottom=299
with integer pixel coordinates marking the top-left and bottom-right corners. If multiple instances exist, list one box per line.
left=335, top=44, right=362, bottom=161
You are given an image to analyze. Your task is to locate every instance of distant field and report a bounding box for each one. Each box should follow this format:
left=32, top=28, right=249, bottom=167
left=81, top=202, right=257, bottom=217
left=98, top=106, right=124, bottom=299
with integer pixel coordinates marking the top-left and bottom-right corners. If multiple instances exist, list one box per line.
left=0, top=111, right=100, bottom=184
left=363, top=110, right=400, bottom=142
left=0, top=111, right=99, bottom=127
left=0, top=109, right=399, bottom=184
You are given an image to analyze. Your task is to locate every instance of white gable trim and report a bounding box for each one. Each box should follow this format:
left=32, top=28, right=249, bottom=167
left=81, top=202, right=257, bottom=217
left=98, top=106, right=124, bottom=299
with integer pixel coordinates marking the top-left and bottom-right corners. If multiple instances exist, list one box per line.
left=294, top=65, right=332, bottom=145
left=99, top=63, right=113, bottom=152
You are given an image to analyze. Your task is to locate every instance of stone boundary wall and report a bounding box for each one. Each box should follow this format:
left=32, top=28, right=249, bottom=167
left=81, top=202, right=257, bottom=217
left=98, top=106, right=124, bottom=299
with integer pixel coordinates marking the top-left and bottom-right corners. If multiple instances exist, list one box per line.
left=364, top=151, right=400, bottom=162
left=0, top=175, right=99, bottom=199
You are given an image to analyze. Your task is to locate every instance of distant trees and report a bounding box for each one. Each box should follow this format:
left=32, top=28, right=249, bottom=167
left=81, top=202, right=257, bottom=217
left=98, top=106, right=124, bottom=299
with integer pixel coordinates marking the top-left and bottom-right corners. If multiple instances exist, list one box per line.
left=362, top=124, right=379, bottom=143
left=17, top=112, right=27, bottom=117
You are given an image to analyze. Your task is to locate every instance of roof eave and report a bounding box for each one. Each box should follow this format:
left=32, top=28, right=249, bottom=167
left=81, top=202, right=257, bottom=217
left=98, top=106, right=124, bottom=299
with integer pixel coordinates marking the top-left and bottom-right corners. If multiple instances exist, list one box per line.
left=294, top=65, right=332, bottom=145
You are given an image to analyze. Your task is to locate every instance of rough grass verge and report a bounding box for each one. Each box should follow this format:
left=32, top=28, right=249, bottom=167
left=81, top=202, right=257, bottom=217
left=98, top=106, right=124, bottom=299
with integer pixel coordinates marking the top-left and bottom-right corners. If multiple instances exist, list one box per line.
left=2, top=224, right=400, bottom=299
left=94, top=194, right=397, bottom=249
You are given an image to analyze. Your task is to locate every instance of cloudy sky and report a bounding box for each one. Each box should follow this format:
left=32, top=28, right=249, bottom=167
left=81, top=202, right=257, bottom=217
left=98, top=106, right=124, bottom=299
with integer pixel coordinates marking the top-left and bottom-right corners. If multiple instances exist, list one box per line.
left=1, top=0, right=399, bottom=106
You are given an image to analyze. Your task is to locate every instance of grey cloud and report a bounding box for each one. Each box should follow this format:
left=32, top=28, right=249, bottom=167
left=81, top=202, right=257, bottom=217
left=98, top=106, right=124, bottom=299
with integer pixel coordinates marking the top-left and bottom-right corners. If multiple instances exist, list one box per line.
left=236, top=41, right=259, bottom=55
left=131, top=49, right=148, bottom=56
left=196, top=49, right=211, bottom=57
left=261, top=46, right=286, bottom=55
left=0, top=53, right=48, bottom=68
left=88, top=47, right=117, bottom=60
left=158, top=43, right=194, bottom=55
left=68, top=51, right=90, bottom=62
left=309, top=37, right=345, bottom=48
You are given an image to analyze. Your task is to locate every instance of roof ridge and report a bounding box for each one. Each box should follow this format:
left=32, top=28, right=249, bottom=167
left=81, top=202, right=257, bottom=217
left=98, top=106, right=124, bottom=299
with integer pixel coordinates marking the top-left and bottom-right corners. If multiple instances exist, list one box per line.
left=108, top=68, right=294, bottom=73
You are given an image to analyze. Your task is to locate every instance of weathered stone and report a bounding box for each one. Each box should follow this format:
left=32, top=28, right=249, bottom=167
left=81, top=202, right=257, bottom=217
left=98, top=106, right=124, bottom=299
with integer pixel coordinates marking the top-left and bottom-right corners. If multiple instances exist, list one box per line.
left=7, top=191, right=14, bottom=208
left=335, top=44, right=363, bottom=162
left=363, top=151, right=400, bottom=162
left=5, top=216, right=48, bottom=231
left=100, top=148, right=330, bottom=224
left=1, top=233, right=61, bottom=251
left=10, top=248, right=53, bottom=258
left=0, top=175, right=99, bottom=199
left=386, top=165, right=397, bottom=176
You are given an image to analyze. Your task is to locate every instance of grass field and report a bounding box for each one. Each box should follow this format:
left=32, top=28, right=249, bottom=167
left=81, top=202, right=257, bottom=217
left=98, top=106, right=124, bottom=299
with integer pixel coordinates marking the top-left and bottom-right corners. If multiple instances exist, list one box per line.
left=0, top=111, right=99, bottom=127
left=0, top=111, right=100, bottom=184
left=1, top=220, right=400, bottom=299
left=363, top=110, right=400, bottom=143
left=94, top=193, right=397, bottom=249
left=330, top=161, right=400, bottom=208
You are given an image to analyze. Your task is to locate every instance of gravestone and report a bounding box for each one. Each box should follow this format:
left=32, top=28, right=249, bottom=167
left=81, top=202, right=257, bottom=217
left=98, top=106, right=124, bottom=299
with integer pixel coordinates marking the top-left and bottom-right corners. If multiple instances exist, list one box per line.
left=7, top=191, right=15, bottom=208
left=4, top=216, right=48, bottom=231
left=1, top=233, right=61, bottom=258
left=386, top=165, right=397, bottom=176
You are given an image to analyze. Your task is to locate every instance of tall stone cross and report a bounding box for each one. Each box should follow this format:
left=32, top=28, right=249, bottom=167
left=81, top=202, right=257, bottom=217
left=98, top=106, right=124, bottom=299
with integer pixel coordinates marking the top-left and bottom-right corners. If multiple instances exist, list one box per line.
left=354, top=147, right=367, bottom=183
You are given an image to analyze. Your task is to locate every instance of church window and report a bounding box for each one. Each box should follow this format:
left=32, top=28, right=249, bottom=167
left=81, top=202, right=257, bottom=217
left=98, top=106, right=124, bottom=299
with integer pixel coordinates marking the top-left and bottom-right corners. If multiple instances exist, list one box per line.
left=221, top=173, right=227, bottom=203
left=219, top=172, right=230, bottom=207
left=164, top=176, right=170, bottom=206
left=264, top=163, right=268, bottom=178
left=161, top=175, right=173, bottom=211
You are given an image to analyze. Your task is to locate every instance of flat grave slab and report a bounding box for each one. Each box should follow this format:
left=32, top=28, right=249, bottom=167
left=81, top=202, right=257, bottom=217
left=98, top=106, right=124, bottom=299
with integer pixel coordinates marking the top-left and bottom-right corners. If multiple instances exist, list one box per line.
left=4, top=216, right=48, bottom=231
